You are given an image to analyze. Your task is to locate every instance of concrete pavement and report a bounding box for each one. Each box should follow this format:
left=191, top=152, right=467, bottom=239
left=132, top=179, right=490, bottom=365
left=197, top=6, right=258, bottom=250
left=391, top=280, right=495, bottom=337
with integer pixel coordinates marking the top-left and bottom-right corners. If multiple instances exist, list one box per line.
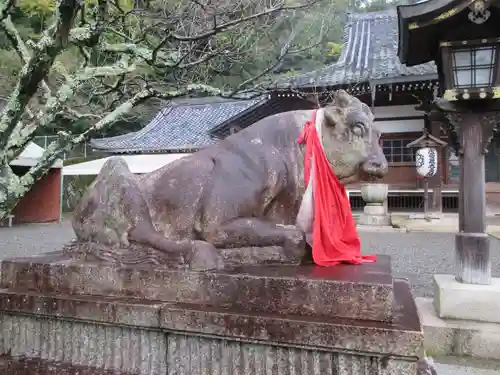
left=434, top=357, right=500, bottom=374
left=388, top=213, right=500, bottom=236
left=436, top=363, right=500, bottom=374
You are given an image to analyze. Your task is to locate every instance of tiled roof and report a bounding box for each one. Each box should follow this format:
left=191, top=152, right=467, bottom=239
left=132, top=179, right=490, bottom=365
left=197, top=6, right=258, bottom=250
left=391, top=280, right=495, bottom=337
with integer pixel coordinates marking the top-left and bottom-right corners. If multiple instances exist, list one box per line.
left=91, top=97, right=267, bottom=153
left=277, top=9, right=437, bottom=88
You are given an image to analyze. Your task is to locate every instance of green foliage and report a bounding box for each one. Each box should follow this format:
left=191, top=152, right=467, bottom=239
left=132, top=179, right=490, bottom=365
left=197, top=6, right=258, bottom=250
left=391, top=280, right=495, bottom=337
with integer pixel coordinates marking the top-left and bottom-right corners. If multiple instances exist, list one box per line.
left=327, top=42, right=343, bottom=58
left=18, top=0, right=56, bottom=18
left=0, top=49, right=23, bottom=93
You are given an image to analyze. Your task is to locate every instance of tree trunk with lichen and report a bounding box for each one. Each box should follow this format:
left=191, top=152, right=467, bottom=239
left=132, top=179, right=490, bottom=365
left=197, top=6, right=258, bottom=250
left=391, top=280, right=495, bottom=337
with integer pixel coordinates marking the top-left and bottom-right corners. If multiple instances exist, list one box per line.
left=0, top=0, right=83, bottom=219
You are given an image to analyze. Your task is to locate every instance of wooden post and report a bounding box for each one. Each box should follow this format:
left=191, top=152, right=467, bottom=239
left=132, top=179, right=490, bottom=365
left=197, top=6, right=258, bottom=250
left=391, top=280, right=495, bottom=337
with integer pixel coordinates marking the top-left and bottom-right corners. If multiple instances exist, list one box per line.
left=406, top=128, right=447, bottom=218
left=429, top=120, right=443, bottom=214
left=423, top=177, right=429, bottom=220
left=454, top=113, right=492, bottom=285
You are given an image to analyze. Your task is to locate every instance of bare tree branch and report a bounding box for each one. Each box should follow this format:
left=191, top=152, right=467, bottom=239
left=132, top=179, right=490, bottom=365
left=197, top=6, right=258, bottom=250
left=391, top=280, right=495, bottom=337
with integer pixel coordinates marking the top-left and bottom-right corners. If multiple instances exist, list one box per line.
left=171, top=0, right=321, bottom=42
left=0, top=0, right=83, bottom=150
left=0, top=16, right=53, bottom=97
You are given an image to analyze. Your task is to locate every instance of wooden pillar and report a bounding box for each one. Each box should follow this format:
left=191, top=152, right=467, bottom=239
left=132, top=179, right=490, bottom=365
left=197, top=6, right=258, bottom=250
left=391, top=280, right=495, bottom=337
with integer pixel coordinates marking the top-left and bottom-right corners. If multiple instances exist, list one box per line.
left=447, top=112, right=497, bottom=285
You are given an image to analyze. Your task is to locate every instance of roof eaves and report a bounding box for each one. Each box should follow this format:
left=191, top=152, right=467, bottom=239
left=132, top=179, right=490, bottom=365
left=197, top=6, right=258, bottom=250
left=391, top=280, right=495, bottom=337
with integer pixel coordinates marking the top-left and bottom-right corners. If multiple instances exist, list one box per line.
left=207, top=95, right=270, bottom=135
left=96, top=146, right=204, bottom=154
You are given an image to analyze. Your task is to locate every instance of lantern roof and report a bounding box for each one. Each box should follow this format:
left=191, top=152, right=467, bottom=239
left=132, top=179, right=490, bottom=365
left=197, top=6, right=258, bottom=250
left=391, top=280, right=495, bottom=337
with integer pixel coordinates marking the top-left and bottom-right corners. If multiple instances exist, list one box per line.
left=397, top=0, right=500, bottom=67
left=406, top=129, right=448, bottom=148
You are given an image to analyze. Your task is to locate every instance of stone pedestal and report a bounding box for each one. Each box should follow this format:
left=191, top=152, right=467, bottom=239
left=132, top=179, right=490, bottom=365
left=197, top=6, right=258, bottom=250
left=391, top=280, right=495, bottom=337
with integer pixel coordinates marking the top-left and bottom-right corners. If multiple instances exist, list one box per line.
left=358, top=204, right=391, bottom=226
left=358, top=183, right=390, bottom=226
left=415, top=274, right=500, bottom=360
left=434, top=274, right=500, bottom=323
left=0, top=251, right=424, bottom=375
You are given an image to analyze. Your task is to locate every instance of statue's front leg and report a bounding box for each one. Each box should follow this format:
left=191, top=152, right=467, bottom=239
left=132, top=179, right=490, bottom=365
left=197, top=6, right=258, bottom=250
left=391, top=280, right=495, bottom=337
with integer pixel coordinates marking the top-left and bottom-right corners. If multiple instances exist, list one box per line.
left=203, top=218, right=307, bottom=265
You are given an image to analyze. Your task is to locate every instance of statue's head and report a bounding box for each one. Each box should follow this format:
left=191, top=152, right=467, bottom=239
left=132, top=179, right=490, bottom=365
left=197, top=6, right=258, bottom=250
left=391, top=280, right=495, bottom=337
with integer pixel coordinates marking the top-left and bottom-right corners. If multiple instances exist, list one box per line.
left=320, top=90, right=388, bottom=185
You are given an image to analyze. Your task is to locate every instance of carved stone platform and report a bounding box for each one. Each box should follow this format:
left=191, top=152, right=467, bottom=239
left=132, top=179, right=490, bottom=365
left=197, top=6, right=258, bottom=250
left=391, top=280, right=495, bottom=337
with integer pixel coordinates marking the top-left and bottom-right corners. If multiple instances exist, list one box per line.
left=0, top=251, right=424, bottom=375
left=0, top=251, right=394, bottom=322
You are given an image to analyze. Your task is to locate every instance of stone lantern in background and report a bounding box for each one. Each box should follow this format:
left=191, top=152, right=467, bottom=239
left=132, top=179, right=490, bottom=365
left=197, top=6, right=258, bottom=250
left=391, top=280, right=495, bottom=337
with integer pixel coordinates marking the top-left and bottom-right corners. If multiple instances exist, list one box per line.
left=358, top=182, right=389, bottom=226
left=397, top=0, right=500, bottom=328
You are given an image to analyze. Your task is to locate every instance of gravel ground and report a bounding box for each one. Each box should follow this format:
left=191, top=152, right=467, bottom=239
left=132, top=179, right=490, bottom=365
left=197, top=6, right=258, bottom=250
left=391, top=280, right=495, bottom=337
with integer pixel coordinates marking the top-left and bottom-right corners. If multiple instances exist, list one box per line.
left=2, top=221, right=500, bottom=298
left=0, top=221, right=74, bottom=260
left=359, top=230, right=500, bottom=297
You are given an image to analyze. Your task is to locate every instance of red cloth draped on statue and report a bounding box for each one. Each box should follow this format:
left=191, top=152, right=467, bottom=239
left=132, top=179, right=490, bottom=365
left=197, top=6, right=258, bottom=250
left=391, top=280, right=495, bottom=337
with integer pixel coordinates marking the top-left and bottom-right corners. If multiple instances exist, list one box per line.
left=297, top=110, right=376, bottom=266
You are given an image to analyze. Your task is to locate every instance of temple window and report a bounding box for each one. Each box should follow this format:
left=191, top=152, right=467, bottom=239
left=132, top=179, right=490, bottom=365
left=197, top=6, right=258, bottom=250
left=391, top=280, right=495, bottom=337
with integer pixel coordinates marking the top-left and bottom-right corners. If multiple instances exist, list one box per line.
left=382, top=139, right=416, bottom=163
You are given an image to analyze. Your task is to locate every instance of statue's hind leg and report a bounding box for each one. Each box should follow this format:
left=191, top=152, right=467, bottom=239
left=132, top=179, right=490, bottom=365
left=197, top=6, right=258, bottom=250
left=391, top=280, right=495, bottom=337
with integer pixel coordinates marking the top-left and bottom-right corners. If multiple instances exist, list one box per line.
left=72, top=157, right=223, bottom=270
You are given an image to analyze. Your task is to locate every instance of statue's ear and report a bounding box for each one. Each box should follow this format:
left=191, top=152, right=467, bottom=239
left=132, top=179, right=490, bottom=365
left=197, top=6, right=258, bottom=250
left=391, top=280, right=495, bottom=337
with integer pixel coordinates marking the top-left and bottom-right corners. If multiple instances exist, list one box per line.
left=360, top=102, right=375, bottom=122
left=323, top=106, right=342, bottom=128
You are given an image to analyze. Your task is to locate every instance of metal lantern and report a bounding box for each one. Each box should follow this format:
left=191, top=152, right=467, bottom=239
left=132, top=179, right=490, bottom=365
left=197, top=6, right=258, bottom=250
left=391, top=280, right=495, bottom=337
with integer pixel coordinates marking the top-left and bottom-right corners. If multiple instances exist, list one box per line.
left=439, top=39, right=499, bottom=101
left=415, top=147, right=438, bottom=178
left=398, top=0, right=500, bottom=102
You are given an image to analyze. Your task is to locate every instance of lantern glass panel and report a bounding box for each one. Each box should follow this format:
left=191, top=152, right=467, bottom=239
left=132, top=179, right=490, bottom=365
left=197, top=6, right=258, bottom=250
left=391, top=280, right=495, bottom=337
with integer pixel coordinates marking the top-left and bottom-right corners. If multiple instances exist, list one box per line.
left=451, top=45, right=496, bottom=88
left=454, top=51, right=471, bottom=67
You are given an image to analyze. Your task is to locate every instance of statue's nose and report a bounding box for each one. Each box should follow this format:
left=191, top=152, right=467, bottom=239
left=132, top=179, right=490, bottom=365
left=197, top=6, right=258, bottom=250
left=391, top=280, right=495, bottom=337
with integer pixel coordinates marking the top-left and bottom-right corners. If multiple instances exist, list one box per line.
left=364, top=157, right=388, bottom=177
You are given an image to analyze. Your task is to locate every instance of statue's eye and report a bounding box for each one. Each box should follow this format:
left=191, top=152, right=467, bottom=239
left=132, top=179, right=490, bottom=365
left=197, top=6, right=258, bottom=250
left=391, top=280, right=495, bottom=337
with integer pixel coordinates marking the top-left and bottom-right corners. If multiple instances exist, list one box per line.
left=351, top=122, right=365, bottom=137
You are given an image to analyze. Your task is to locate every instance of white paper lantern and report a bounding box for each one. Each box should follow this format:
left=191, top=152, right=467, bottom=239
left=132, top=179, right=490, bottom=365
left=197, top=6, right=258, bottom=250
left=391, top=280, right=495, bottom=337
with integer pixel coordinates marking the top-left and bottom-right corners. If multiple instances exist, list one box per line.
left=415, top=147, right=438, bottom=178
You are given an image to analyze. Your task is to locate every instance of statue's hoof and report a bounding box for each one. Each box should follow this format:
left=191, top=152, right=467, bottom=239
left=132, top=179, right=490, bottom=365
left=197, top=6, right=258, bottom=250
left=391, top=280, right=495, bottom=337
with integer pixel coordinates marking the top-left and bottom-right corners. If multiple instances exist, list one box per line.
left=187, top=241, right=224, bottom=271
left=286, top=227, right=306, bottom=246
left=416, top=357, right=438, bottom=375
left=282, top=227, right=307, bottom=260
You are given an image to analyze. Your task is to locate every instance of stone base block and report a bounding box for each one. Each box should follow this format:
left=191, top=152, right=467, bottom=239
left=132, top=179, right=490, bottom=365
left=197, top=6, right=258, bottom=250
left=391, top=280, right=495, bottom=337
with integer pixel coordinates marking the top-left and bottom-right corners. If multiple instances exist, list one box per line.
left=357, top=214, right=391, bottom=226
left=455, top=233, right=491, bottom=284
left=434, top=274, right=500, bottom=323
left=0, top=279, right=423, bottom=375
left=417, top=297, right=500, bottom=360
left=408, top=213, right=444, bottom=220
left=0, top=252, right=395, bottom=322
left=364, top=204, right=386, bottom=216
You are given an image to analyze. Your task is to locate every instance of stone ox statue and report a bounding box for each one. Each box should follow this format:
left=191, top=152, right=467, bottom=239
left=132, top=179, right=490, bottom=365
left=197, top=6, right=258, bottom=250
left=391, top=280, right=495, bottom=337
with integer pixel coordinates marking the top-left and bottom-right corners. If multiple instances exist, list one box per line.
left=72, top=90, right=388, bottom=270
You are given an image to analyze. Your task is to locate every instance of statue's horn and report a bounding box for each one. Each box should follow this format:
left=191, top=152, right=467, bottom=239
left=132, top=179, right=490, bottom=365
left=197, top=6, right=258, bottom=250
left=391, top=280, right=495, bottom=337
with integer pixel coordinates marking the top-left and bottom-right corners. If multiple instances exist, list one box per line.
left=334, top=90, right=351, bottom=109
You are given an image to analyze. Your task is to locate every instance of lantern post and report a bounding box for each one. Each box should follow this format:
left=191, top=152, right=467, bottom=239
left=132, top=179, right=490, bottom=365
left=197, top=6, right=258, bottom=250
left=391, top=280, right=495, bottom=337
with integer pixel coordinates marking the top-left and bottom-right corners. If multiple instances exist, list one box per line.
left=407, top=130, right=448, bottom=221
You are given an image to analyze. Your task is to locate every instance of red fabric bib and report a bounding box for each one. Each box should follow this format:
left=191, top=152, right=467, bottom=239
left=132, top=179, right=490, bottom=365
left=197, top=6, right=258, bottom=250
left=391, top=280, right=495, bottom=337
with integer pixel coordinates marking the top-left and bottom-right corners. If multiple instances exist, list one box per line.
left=297, top=111, right=376, bottom=266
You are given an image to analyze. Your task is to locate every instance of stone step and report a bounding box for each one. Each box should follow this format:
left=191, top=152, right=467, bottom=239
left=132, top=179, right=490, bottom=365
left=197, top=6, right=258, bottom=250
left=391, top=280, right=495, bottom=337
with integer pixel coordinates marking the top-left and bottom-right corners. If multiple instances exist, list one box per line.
left=0, top=251, right=394, bottom=322
left=416, top=297, right=500, bottom=360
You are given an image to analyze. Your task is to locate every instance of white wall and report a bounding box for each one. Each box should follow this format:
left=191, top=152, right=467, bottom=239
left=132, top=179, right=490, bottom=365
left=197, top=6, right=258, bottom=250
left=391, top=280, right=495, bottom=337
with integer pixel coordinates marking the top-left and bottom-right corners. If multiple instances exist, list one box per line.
left=63, top=154, right=190, bottom=176
left=372, top=105, right=425, bottom=134
left=372, top=105, right=425, bottom=119
left=375, top=119, right=424, bottom=133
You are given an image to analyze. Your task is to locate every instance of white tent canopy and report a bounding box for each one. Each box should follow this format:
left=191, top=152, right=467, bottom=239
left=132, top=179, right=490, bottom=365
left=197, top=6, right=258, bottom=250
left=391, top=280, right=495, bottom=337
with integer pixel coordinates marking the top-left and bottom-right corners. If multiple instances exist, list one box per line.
left=10, top=142, right=63, bottom=168
left=62, top=153, right=190, bottom=176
